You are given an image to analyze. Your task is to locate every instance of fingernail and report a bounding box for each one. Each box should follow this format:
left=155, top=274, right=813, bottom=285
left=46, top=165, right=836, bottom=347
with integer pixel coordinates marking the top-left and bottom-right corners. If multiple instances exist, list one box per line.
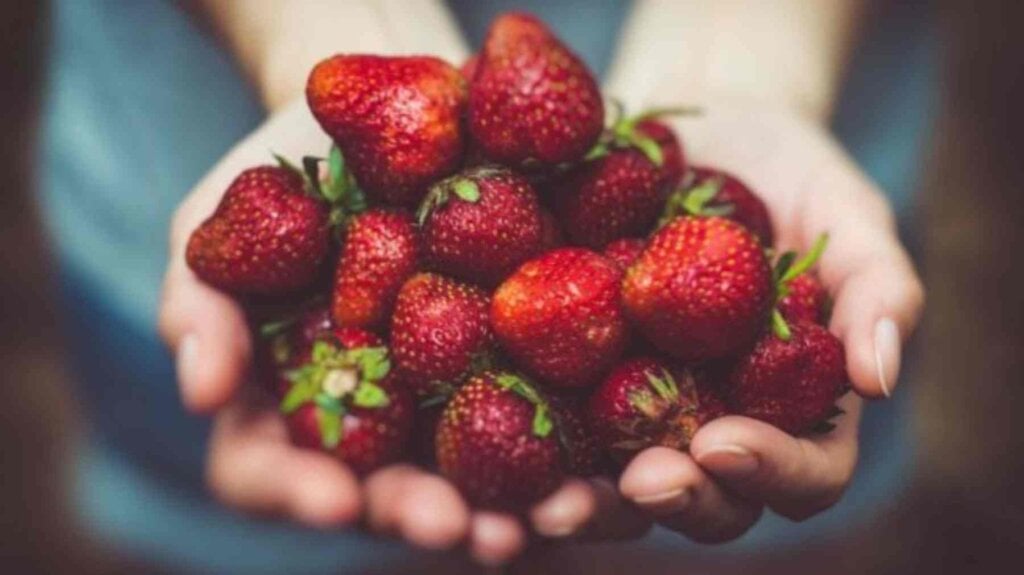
left=696, top=445, right=759, bottom=479
left=632, top=487, right=691, bottom=514
left=873, top=317, right=901, bottom=398
left=176, top=334, right=200, bottom=406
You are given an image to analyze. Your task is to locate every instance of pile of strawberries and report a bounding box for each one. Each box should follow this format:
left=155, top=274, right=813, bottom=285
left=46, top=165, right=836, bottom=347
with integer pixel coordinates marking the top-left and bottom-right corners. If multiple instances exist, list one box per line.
left=187, top=13, right=848, bottom=511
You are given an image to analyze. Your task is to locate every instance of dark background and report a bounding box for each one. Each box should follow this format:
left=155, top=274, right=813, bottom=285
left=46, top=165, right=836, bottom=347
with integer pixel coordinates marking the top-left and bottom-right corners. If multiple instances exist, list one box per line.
left=2, top=1, right=1022, bottom=573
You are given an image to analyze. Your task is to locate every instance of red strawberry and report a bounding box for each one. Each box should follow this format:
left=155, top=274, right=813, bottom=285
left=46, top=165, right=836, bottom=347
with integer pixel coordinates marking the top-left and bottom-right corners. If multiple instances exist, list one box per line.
left=549, top=394, right=604, bottom=476
left=418, top=166, right=545, bottom=286
left=436, top=371, right=563, bottom=510
left=468, top=12, right=604, bottom=169
left=587, top=357, right=726, bottom=464
left=602, top=237, right=645, bottom=270
left=778, top=274, right=827, bottom=324
left=332, top=209, right=419, bottom=329
left=307, top=55, right=466, bottom=206
left=622, top=217, right=773, bottom=363
left=492, top=248, right=628, bottom=388
left=186, top=163, right=331, bottom=295
left=538, top=208, right=565, bottom=250
left=663, top=167, right=774, bottom=246
left=390, top=273, right=493, bottom=397
left=551, top=110, right=686, bottom=248
left=460, top=55, right=479, bottom=81
left=721, top=321, right=847, bottom=435
left=281, top=338, right=412, bottom=475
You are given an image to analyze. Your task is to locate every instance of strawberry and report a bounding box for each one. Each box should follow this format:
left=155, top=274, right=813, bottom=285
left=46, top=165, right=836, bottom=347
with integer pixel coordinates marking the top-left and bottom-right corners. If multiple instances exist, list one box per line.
left=436, top=371, right=562, bottom=510
left=622, top=216, right=773, bottom=363
left=662, top=167, right=774, bottom=246
left=720, top=321, right=847, bottom=435
left=307, top=55, right=466, bottom=206
left=418, top=166, right=545, bottom=286
left=186, top=162, right=331, bottom=295
left=551, top=109, right=687, bottom=248
left=468, top=12, right=604, bottom=169
left=390, top=273, right=493, bottom=398
left=587, top=357, right=727, bottom=464
left=602, top=237, right=645, bottom=270
left=281, top=337, right=413, bottom=475
left=778, top=273, right=827, bottom=325
left=460, top=55, right=479, bottom=81
left=492, top=248, right=627, bottom=388
left=331, top=209, right=420, bottom=329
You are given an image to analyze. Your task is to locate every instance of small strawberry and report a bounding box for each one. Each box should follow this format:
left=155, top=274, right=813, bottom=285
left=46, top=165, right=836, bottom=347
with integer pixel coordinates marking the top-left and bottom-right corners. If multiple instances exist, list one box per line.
left=390, top=273, right=493, bottom=398
left=436, top=371, right=563, bottom=510
left=418, top=166, right=545, bottom=286
left=468, top=12, right=604, bottom=169
left=307, top=55, right=466, bottom=206
left=622, top=216, right=773, bottom=363
left=587, top=357, right=726, bottom=464
left=492, top=248, right=627, bottom=388
left=281, top=338, right=412, bottom=475
left=768, top=234, right=830, bottom=337
left=186, top=161, right=332, bottom=295
left=332, top=209, right=420, bottom=330
left=778, top=273, right=827, bottom=325
left=551, top=108, right=689, bottom=248
left=602, top=237, right=645, bottom=270
left=720, top=321, right=847, bottom=435
left=662, top=167, right=774, bottom=246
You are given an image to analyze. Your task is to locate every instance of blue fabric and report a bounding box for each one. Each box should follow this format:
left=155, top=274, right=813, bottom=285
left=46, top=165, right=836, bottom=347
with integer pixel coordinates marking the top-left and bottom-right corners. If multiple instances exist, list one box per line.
left=37, top=0, right=935, bottom=572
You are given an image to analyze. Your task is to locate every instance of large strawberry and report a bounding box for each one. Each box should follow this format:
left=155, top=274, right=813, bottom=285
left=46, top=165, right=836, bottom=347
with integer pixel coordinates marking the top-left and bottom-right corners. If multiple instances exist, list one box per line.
left=436, top=371, right=563, bottom=510
left=587, top=357, right=727, bottom=464
left=622, top=216, right=773, bottom=363
left=307, top=55, right=466, bottom=206
left=332, top=209, right=420, bottom=330
left=551, top=109, right=687, bottom=248
left=720, top=321, right=847, bottom=435
left=468, top=12, right=604, bottom=169
left=390, top=273, right=493, bottom=398
left=662, top=167, right=774, bottom=246
left=418, top=166, right=544, bottom=287
left=492, top=248, right=627, bottom=388
left=186, top=161, right=332, bottom=295
left=281, top=337, right=413, bottom=475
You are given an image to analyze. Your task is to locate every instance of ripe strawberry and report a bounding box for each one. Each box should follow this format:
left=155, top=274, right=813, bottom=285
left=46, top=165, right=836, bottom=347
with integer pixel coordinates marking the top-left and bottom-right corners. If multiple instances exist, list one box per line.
left=390, top=273, right=493, bottom=398
left=307, top=55, right=466, bottom=206
left=186, top=163, right=331, bottom=295
left=281, top=338, right=412, bottom=475
left=662, top=167, right=774, bottom=246
left=587, top=357, right=727, bottom=464
left=551, top=109, right=687, bottom=248
left=549, top=394, right=604, bottom=476
left=436, top=371, right=563, bottom=510
left=778, top=273, right=827, bottom=325
left=418, top=166, right=545, bottom=286
left=332, top=209, right=419, bottom=329
left=721, top=321, right=847, bottom=435
left=602, top=237, right=645, bottom=270
left=622, top=217, right=773, bottom=363
left=492, top=248, right=627, bottom=388
left=468, top=12, right=604, bottom=169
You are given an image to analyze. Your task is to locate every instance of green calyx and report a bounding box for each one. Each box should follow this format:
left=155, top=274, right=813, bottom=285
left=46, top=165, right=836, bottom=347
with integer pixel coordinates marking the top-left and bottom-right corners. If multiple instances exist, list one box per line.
left=584, top=100, right=701, bottom=167
left=279, top=340, right=392, bottom=449
left=276, top=145, right=367, bottom=231
left=415, top=166, right=506, bottom=225
left=494, top=372, right=554, bottom=438
left=770, top=233, right=829, bottom=341
left=660, top=173, right=735, bottom=228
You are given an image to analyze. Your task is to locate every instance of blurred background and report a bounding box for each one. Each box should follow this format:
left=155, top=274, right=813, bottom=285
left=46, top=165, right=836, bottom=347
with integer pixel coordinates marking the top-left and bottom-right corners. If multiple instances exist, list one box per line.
left=2, top=1, right=1022, bottom=573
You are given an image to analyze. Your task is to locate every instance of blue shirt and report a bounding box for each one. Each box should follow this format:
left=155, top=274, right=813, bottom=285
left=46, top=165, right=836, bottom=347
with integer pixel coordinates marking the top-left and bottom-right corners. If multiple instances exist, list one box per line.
left=39, top=1, right=935, bottom=572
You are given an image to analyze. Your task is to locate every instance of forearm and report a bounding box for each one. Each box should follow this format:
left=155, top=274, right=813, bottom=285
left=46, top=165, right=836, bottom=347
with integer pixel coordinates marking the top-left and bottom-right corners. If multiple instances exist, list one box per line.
left=193, top=0, right=469, bottom=112
left=605, top=0, right=866, bottom=122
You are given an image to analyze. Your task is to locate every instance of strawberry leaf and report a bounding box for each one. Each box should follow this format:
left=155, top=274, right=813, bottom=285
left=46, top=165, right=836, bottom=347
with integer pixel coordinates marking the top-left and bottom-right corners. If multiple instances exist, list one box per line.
left=316, top=407, right=343, bottom=449
left=531, top=402, right=554, bottom=438
left=781, top=233, right=829, bottom=283
left=280, top=368, right=321, bottom=414
left=349, top=347, right=390, bottom=382
left=452, top=179, right=480, bottom=202
left=773, top=252, right=797, bottom=284
left=352, top=381, right=390, bottom=409
left=644, top=369, right=680, bottom=401
left=311, top=340, right=337, bottom=363
left=771, top=308, right=793, bottom=341
left=628, top=134, right=664, bottom=167
left=314, top=392, right=343, bottom=414
left=681, top=180, right=721, bottom=215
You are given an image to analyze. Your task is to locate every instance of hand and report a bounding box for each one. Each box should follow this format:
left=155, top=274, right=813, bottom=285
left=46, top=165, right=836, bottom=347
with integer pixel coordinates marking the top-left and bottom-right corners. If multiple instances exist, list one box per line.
left=158, top=98, right=649, bottom=566
left=616, top=106, right=925, bottom=541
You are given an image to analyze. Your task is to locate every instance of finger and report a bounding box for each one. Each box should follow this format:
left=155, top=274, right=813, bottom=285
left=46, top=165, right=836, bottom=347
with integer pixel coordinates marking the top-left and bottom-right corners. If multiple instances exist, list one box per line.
left=468, top=512, right=526, bottom=567
left=578, top=477, right=652, bottom=541
left=690, top=393, right=862, bottom=521
left=529, top=478, right=597, bottom=538
left=364, top=465, right=470, bottom=550
left=206, top=400, right=362, bottom=527
left=795, top=148, right=925, bottom=399
left=619, top=447, right=763, bottom=543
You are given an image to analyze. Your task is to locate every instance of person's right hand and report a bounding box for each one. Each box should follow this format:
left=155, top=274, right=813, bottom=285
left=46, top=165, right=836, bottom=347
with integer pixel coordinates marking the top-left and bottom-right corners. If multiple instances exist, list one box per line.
left=159, top=99, right=650, bottom=566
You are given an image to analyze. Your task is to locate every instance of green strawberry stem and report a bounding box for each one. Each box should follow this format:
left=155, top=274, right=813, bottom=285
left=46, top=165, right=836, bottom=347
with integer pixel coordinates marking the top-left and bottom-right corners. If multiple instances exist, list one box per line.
left=770, top=233, right=829, bottom=341
left=495, top=372, right=554, bottom=438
